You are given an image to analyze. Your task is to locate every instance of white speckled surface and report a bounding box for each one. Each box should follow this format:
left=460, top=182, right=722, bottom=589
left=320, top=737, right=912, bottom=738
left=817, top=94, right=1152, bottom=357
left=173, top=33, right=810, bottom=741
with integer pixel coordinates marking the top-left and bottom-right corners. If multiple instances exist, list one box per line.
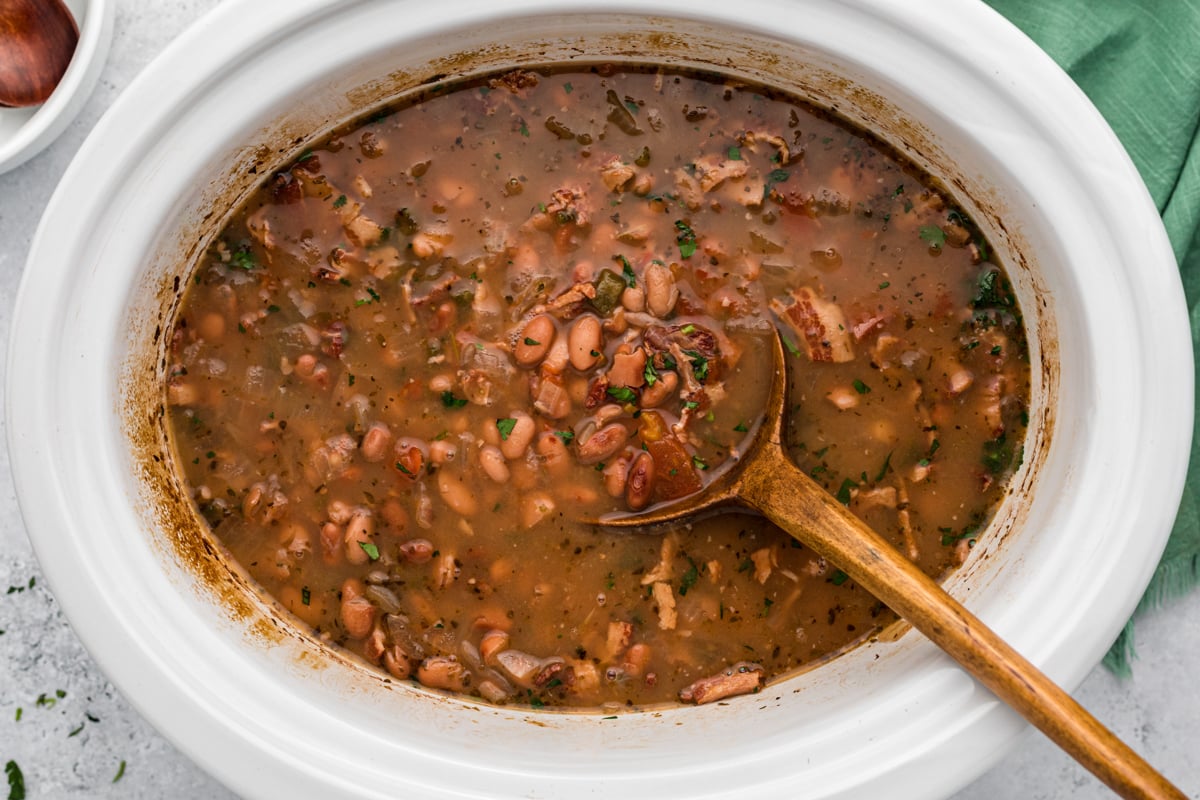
left=0, top=2, right=1196, bottom=797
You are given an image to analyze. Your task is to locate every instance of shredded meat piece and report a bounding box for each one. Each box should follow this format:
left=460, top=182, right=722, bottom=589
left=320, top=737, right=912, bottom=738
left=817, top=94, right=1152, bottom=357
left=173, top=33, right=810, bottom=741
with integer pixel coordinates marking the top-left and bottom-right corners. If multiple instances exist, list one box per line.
left=543, top=281, right=597, bottom=319
left=678, top=662, right=765, bottom=704
left=770, top=287, right=855, bottom=363
left=641, top=532, right=679, bottom=585
left=651, top=582, right=677, bottom=630
left=599, top=157, right=635, bottom=192
left=750, top=547, right=775, bottom=585
left=694, top=153, right=749, bottom=192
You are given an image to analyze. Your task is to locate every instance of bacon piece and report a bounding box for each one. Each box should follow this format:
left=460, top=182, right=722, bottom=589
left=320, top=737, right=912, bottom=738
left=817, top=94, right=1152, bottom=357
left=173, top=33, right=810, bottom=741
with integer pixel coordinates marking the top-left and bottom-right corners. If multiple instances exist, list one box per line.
left=771, top=287, right=855, bottom=363
left=678, top=662, right=764, bottom=704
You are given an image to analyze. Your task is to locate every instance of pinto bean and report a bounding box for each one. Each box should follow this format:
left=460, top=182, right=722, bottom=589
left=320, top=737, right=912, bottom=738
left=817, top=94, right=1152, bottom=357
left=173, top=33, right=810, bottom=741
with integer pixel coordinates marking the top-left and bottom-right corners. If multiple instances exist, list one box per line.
left=520, top=492, right=557, bottom=528
left=479, top=445, right=511, bottom=483
left=340, top=579, right=377, bottom=639
left=640, top=370, right=678, bottom=408
left=514, top=314, right=555, bottom=367
left=344, top=512, right=375, bottom=564
left=498, top=411, right=536, bottom=459
left=603, top=449, right=635, bottom=497
left=430, top=438, right=458, bottom=464
left=364, top=584, right=404, bottom=615
left=621, top=286, right=646, bottom=313
left=625, top=451, right=656, bottom=510
left=320, top=522, right=344, bottom=565
left=281, top=523, right=311, bottom=560
left=479, top=629, right=510, bottom=664
left=437, top=468, right=479, bottom=516
left=576, top=422, right=629, bottom=465
left=535, top=431, right=571, bottom=475
left=360, top=422, right=393, bottom=462
left=198, top=311, right=227, bottom=342
left=399, top=538, right=434, bottom=563
left=384, top=647, right=415, bottom=680
left=327, top=499, right=354, bottom=525
left=381, top=497, right=409, bottom=533
left=568, top=315, right=603, bottom=371
left=418, top=656, right=470, bottom=692
left=645, top=261, right=679, bottom=318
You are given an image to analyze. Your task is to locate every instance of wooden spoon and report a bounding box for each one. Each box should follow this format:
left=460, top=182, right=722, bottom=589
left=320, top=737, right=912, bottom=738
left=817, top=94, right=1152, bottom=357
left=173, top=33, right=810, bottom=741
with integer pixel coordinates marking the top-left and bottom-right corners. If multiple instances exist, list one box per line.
left=0, top=0, right=79, bottom=108
left=596, top=329, right=1186, bottom=800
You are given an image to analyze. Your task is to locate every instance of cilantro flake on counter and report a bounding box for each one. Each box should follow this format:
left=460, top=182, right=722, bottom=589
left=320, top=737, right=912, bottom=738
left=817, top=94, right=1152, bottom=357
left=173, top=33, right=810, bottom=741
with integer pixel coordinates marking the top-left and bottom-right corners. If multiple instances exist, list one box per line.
left=5, top=760, right=24, bottom=800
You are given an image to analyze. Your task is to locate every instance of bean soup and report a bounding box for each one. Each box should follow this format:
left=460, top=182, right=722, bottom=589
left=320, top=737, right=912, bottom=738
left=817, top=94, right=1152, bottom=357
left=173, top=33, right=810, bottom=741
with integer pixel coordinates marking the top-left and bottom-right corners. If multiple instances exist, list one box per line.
left=165, top=66, right=1029, bottom=709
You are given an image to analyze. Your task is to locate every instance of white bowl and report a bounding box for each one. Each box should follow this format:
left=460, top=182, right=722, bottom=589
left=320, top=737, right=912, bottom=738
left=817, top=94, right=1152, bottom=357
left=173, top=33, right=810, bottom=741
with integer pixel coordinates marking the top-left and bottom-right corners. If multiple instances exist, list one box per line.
left=7, top=1, right=1191, bottom=798
left=0, top=0, right=114, bottom=174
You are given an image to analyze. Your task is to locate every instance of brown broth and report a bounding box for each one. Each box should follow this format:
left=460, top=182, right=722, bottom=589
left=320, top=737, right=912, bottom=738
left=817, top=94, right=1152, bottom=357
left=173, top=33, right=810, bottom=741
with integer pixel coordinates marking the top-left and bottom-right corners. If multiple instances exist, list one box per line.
left=165, top=66, right=1029, bottom=709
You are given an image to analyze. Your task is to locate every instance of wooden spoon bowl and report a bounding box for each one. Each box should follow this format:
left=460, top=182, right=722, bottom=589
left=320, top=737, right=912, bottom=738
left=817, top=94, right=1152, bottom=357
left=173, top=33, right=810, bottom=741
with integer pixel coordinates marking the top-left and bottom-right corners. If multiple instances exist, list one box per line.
left=0, top=0, right=79, bottom=108
left=595, top=329, right=1186, bottom=800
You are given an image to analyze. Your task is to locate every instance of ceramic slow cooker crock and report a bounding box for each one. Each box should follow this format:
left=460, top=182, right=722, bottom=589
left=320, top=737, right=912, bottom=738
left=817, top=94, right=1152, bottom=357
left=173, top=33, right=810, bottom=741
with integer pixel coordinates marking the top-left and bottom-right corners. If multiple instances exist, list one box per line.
left=7, top=1, right=1191, bottom=798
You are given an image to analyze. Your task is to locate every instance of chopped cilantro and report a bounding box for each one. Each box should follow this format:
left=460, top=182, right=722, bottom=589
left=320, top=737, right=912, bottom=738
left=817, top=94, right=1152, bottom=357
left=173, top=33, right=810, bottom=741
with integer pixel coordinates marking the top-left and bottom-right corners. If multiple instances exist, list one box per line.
left=852, top=379, right=871, bottom=394
left=733, top=421, right=749, bottom=433
left=615, top=254, right=637, bottom=287
left=990, top=345, right=1002, bottom=356
left=607, top=386, right=638, bottom=404
left=112, top=760, right=126, bottom=784
left=781, top=335, right=802, bottom=358
left=679, top=561, right=699, bottom=596
left=643, top=360, right=658, bottom=386
left=6, top=760, right=24, bottom=800
left=523, top=337, right=541, bottom=346
left=332, top=194, right=348, bottom=208
left=554, top=430, right=575, bottom=445
left=919, top=225, right=946, bottom=249
left=878, top=281, right=890, bottom=289
left=441, top=390, right=468, bottom=409
left=727, top=145, right=742, bottom=160
left=358, top=541, right=380, bottom=561
left=692, top=455, right=709, bottom=471
left=301, top=586, right=311, bottom=606
left=496, top=418, right=518, bottom=440
left=830, top=570, right=849, bottom=586
left=874, top=451, right=893, bottom=482
left=674, top=219, right=698, bottom=259
left=230, top=246, right=256, bottom=271
left=835, top=477, right=858, bottom=505
left=683, top=350, right=709, bottom=382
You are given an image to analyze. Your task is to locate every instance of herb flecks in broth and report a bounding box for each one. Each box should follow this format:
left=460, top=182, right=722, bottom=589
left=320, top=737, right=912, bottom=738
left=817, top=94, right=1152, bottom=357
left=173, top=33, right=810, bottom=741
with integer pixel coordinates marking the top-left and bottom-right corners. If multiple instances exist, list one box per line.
left=165, top=66, right=1029, bottom=709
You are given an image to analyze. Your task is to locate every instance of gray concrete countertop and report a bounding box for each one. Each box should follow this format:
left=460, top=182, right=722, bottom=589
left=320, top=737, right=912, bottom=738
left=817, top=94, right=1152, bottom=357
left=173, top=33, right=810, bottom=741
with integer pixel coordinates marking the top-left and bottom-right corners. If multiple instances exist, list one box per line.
left=1, top=2, right=1196, bottom=797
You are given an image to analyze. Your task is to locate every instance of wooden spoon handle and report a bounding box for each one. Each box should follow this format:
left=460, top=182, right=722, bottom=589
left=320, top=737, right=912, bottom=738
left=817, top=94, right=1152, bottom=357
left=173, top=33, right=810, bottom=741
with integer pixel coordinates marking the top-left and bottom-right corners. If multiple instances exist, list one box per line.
left=739, top=448, right=1186, bottom=800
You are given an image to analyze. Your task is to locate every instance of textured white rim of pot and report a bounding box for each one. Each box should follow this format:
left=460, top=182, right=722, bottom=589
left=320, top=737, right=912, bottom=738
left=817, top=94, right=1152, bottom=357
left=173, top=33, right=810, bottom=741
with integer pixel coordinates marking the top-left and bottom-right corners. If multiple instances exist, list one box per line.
left=0, top=0, right=115, bottom=174
left=7, top=1, right=1191, bottom=798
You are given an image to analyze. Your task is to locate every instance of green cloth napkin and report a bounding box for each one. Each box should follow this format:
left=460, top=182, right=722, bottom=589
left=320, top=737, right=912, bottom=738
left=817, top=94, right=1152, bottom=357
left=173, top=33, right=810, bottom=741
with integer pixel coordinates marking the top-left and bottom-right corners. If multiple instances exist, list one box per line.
left=984, top=0, right=1200, bottom=675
